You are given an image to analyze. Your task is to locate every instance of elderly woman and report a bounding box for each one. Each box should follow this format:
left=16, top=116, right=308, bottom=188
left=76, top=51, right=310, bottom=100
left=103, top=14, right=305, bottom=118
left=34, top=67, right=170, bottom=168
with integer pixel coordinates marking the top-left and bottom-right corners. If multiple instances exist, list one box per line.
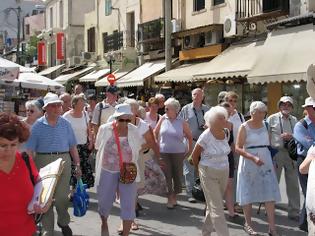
left=63, top=93, right=94, bottom=188
left=192, top=106, right=231, bottom=236
left=95, top=104, right=143, bottom=236
left=23, top=99, right=43, bottom=128
left=154, top=98, right=193, bottom=209
left=0, top=113, right=47, bottom=236
left=236, top=101, right=281, bottom=236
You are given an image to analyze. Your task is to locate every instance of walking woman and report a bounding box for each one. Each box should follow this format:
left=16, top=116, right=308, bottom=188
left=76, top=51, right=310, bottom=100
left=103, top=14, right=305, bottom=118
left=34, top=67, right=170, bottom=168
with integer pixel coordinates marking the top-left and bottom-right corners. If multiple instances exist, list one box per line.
left=236, top=101, right=281, bottom=236
left=154, top=98, right=193, bottom=209
left=63, top=93, right=94, bottom=188
left=95, top=104, right=143, bottom=236
left=192, top=106, right=231, bottom=236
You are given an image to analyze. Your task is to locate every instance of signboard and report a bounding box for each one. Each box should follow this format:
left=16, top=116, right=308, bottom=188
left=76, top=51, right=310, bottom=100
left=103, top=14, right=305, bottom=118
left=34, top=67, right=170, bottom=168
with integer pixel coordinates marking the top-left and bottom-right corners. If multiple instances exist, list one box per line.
left=37, top=41, right=46, bottom=65
left=56, top=32, right=65, bottom=60
left=0, top=67, right=19, bottom=82
left=107, top=73, right=116, bottom=85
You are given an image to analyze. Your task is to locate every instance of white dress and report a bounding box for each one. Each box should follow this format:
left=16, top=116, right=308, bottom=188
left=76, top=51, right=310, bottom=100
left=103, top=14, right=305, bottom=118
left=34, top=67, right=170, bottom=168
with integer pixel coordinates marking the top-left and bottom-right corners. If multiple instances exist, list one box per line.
left=236, top=122, right=281, bottom=206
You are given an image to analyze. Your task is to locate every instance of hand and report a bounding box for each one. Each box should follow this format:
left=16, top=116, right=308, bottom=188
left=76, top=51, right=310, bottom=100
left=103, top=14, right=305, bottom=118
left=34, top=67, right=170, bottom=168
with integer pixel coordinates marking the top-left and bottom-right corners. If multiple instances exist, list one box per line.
left=33, top=202, right=50, bottom=214
left=253, top=156, right=264, bottom=166
left=159, top=158, right=166, bottom=170
left=75, top=166, right=82, bottom=177
left=187, top=155, right=194, bottom=165
left=281, top=133, right=292, bottom=141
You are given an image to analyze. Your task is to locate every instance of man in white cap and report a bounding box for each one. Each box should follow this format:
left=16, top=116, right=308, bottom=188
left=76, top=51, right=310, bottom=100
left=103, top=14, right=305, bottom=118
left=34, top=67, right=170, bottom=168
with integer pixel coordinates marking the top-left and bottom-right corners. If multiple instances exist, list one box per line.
left=26, top=92, right=81, bottom=236
left=294, top=97, right=315, bottom=232
left=267, top=96, right=300, bottom=221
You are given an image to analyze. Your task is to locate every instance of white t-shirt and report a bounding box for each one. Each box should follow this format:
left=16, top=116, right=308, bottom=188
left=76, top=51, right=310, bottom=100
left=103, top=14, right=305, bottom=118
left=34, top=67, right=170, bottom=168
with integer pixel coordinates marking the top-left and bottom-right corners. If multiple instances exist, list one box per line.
left=63, top=111, right=89, bottom=145
left=197, top=129, right=230, bottom=169
left=136, top=118, right=150, bottom=145
left=228, top=111, right=244, bottom=141
left=145, top=112, right=161, bottom=129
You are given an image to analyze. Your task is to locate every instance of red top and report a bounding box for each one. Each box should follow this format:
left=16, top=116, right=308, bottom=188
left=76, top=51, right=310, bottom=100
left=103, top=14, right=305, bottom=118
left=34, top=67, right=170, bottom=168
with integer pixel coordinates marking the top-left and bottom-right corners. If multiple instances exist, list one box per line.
left=0, top=152, right=39, bottom=236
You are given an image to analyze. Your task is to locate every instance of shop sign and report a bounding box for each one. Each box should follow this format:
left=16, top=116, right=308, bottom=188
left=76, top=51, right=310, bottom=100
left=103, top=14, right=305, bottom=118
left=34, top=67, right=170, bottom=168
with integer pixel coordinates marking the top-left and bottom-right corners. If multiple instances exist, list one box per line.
left=37, top=41, right=46, bottom=65
left=56, top=32, right=65, bottom=60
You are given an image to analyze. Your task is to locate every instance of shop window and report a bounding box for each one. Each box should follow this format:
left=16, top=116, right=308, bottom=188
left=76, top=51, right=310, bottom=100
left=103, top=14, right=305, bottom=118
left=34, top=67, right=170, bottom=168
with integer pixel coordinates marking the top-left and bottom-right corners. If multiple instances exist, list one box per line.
left=194, top=0, right=205, bottom=12
left=213, top=0, right=225, bottom=6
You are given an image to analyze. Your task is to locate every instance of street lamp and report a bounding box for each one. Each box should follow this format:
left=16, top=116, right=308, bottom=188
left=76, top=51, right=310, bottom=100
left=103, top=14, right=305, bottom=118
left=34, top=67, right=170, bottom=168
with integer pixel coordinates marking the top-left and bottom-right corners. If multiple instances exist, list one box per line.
left=106, top=52, right=115, bottom=73
left=4, top=7, right=22, bottom=65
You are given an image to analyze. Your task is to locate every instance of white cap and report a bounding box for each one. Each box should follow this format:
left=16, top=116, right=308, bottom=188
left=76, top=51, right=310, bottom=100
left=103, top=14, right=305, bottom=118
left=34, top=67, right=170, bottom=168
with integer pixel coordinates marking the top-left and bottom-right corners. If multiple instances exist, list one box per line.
left=302, top=97, right=315, bottom=108
left=112, top=104, right=133, bottom=118
left=279, top=96, right=293, bottom=105
left=43, top=92, right=63, bottom=108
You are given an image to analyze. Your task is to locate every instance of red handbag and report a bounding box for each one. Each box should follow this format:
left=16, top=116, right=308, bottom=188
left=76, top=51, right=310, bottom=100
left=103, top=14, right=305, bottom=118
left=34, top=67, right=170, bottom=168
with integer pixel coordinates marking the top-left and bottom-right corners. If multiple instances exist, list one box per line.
left=112, top=122, right=137, bottom=184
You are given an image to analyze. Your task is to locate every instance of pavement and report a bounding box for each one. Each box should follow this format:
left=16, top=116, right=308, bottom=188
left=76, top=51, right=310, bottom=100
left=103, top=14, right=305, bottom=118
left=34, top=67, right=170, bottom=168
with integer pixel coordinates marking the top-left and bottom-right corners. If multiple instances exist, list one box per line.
left=49, top=173, right=308, bottom=236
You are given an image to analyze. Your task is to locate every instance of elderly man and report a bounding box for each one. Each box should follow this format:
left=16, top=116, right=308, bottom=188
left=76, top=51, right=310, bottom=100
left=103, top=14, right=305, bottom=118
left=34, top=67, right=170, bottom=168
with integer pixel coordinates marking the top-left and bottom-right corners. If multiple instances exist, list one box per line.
left=180, top=88, right=209, bottom=202
left=91, top=85, right=118, bottom=136
left=155, top=93, right=165, bottom=115
left=267, top=96, right=300, bottom=221
left=26, top=92, right=81, bottom=236
left=59, top=92, right=72, bottom=114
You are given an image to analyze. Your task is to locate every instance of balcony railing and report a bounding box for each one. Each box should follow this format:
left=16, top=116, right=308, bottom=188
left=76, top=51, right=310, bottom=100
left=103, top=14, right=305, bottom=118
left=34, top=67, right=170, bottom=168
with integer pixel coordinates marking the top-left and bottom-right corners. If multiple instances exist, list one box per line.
left=236, top=0, right=289, bottom=22
left=103, top=31, right=123, bottom=53
left=138, top=18, right=164, bottom=43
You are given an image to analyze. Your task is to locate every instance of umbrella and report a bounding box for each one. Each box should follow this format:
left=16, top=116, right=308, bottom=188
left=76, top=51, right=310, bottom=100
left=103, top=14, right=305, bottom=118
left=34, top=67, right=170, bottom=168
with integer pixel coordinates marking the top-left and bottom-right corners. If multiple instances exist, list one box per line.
left=18, top=72, right=64, bottom=91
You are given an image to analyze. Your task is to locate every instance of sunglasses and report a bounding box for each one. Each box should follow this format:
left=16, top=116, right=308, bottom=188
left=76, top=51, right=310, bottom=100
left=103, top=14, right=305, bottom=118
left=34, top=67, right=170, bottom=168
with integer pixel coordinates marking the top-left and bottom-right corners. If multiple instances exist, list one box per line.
left=26, top=109, right=35, bottom=114
left=118, top=119, right=131, bottom=123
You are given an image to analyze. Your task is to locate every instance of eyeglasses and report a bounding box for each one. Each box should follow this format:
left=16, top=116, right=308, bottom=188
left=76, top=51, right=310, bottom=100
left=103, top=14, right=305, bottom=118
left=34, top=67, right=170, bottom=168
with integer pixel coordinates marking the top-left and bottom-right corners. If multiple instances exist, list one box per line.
left=118, top=119, right=131, bottom=123
left=26, top=109, right=35, bottom=114
left=49, top=103, right=62, bottom=108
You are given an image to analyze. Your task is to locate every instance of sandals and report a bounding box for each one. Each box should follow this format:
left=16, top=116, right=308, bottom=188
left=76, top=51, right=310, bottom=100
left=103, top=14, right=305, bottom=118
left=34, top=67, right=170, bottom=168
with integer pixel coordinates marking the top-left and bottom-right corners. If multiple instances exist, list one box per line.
left=117, top=222, right=139, bottom=235
left=243, top=223, right=258, bottom=235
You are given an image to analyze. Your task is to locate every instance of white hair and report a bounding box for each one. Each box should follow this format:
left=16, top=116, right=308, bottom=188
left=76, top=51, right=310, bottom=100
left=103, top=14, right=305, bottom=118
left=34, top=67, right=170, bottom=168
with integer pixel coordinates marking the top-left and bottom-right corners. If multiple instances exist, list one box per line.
left=164, top=97, right=181, bottom=113
left=155, top=93, right=165, bottom=100
left=124, top=98, right=139, bottom=111
left=25, top=100, right=42, bottom=113
left=249, top=101, right=267, bottom=115
left=204, top=106, right=228, bottom=127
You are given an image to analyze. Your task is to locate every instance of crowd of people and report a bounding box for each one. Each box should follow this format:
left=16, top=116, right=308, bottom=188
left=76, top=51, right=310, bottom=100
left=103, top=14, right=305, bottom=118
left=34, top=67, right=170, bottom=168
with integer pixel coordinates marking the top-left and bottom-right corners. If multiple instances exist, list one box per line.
left=1, top=84, right=315, bottom=236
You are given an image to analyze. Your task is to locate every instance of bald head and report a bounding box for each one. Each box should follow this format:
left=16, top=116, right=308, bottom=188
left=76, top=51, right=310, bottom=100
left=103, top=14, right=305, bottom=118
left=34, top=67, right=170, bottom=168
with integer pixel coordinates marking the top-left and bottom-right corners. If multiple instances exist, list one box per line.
left=192, top=88, right=204, bottom=107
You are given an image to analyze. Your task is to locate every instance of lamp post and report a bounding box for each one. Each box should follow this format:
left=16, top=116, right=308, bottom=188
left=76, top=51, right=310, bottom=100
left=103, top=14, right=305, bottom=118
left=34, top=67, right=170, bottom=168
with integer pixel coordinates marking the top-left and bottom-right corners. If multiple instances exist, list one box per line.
left=5, top=7, right=22, bottom=65
left=106, top=52, right=115, bottom=73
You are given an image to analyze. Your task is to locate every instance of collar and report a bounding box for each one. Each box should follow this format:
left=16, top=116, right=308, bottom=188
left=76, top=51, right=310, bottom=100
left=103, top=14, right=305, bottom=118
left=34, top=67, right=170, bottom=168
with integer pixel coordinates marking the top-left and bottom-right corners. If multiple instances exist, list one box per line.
left=41, top=115, right=61, bottom=126
left=165, top=114, right=180, bottom=120
left=305, top=116, right=313, bottom=125
left=278, top=112, right=291, bottom=120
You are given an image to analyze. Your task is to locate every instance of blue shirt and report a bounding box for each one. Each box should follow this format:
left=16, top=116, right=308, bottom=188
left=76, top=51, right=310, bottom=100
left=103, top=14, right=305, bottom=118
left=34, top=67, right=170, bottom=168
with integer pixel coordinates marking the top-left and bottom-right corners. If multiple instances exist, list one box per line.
left=293, top=116, right=315, bottom=157
left=25, top=116, right=77, bottom=153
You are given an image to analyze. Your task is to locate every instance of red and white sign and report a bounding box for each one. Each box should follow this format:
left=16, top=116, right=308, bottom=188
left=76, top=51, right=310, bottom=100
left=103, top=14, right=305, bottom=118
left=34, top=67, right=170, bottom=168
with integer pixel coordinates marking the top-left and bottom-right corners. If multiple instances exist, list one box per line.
left=107, top=73, right=116, bottom=85
left=56, top=32, right=65, bottom=60
left=37, top=41, right=46, bottom=65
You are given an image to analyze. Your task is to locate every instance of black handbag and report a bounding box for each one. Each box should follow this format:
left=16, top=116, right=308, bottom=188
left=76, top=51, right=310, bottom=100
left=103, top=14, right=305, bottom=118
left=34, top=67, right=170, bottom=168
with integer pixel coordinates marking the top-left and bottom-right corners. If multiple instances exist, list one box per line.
left=192, top=178, right=205, bottom=202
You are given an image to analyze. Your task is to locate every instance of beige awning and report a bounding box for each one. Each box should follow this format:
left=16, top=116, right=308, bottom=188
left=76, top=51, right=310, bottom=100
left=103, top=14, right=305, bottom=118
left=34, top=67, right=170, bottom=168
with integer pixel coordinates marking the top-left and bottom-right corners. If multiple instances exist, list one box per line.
left=54, top=67, right=95, bottom=85
left=95, top=71, right=129, bottom=87
left=248, top=24, right=315, bottom=84
left=79, top=68, right=110, bottom=82
left=38, top=64, right=65, bottom=76
left=155, top=62, right=210, bottom=83
left=116, top=60, right=166, bottom=88
left=193, top=41, right=264, bottom=81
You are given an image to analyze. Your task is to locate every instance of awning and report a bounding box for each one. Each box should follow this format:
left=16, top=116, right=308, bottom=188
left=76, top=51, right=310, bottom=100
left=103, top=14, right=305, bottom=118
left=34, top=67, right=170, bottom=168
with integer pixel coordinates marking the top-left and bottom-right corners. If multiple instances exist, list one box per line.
left=95, top=72, right=129, bottom=87
left=17, top=72, right=64, bottom=91
left=193, top=41, right=264, bottom=81
left=38, top=64, right=65, bottom=76
left=0, top=66, right=19, bottom=82
left=248, top=24, right=315, bottom=84
left=155, top=62, right=210, bottom=83
left=79, top=68, right=110, bottom=82
left=54, top=67, right=95, bottom=85
left=116, top=60, right=166, bottom=88
left=0, top=57, right=34, bottom=73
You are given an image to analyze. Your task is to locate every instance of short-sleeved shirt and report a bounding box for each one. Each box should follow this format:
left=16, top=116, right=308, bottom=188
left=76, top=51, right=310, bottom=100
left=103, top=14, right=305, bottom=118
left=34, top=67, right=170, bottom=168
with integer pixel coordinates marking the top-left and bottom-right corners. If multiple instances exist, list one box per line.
left=197, top=129, right=230, bottom=169
left=294, top=116, right=315, bottom=157
left=136, top=118, right=150, bottom=145
left=0, top=152, right=39, bottom=236
left=228, top=111, right=244, bottom=141
left=63, top=111, right=89, bottom=145
left=25, top=116, right=77, bottom=153
left=145, top=112, right=161, bottom=129
left=91, top=101, right=116, bottom=126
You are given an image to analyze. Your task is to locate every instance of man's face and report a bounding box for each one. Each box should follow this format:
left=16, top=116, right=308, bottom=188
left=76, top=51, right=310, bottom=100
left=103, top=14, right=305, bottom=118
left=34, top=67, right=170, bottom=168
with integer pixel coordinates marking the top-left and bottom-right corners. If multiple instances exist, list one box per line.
left=192, top=90, right=203, bottom=105
left=305, top=106, right=315, bottom=119
left=106, top=92, right=118, bottom=104
left=227, top=96, right=238, bottom=110
left=279, top=102, right=293, bottom=116
left=61, top=96, right=71, bottom=113
left=74, top=85, right=83, bottom=95
left=45, top=102, right=63, bottom=118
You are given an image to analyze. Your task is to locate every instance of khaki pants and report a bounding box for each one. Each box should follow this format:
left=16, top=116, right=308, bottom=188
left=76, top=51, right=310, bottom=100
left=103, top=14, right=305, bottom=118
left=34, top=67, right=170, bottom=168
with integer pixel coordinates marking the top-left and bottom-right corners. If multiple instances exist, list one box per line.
left=308, top=214, right=315, bottom=235
left=274, top=149, right=300, bottom=217
left=199, top=165, right=229, bottom=236
left=35, top=153, right=72, bottom=236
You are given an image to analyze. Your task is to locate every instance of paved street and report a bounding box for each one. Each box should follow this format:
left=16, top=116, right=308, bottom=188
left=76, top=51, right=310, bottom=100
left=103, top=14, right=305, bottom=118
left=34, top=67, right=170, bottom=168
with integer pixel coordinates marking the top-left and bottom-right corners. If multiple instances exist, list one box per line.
left=51, top=174, right=307, bottom=236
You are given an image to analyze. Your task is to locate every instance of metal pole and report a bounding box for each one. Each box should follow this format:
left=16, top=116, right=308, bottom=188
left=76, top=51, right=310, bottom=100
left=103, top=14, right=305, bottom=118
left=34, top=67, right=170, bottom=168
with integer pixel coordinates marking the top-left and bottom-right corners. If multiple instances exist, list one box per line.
left=110, top=60, right=112, bottom=74
left=164, top=0, right=172, bottom=72
left=16, top=7, right=21, bottom=65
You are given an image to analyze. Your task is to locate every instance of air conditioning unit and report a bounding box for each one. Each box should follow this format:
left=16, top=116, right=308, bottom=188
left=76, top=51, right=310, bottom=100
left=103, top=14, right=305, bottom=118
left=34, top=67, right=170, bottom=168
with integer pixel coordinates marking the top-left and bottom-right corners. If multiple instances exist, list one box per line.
left=68, top=56, right=83, bottom=66
left=205, top=31, right=223, bottom=45
left=183, top=35, right=195, bottom=49
left=82, top=52, right=96, bottom=61
left=171, top=19, right=182, bottom=33
left=223, top=15, right=237, bottom=38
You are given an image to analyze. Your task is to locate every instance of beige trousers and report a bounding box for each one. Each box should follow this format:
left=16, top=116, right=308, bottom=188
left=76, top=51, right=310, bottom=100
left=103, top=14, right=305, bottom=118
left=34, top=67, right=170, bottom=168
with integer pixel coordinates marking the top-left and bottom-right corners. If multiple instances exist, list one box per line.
left=34, top=153, right=72, bottom=236
left=199, top=165, right=229, bottom=236
left=308, top=214, right=315, bottom=236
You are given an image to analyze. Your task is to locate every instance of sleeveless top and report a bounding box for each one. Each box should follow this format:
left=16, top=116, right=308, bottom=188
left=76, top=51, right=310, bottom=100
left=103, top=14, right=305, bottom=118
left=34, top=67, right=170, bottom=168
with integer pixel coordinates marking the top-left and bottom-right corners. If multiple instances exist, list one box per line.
left=159, top=116, right=186, bottom=153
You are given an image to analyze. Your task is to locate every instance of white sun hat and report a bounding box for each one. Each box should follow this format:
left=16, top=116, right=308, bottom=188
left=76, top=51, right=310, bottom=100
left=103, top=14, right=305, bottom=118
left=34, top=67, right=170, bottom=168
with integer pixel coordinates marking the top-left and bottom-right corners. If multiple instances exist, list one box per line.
left=112, top=104, right=133, bottom=118
left=302, top=97, right=315, bottom=108
left=43, top=92, right=63, bottom=108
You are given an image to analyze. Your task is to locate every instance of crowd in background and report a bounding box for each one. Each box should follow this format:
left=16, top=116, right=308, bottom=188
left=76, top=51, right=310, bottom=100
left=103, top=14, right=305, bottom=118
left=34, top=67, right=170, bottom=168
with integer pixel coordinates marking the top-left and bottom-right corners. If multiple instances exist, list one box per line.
left=1, top=83, right=315, bottom=236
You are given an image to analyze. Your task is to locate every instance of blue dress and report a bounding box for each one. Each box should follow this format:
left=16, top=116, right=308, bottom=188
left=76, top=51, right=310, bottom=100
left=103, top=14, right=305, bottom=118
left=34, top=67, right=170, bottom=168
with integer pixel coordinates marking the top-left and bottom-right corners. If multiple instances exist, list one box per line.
left=236, top=122, right=281, bottom=206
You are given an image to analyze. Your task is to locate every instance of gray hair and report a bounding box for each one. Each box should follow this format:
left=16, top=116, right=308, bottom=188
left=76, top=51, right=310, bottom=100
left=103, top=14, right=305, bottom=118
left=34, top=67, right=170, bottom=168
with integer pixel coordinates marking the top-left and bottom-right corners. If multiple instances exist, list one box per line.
left=217, top=91, right=227, bottom=104
left=249, top=101, right=267, bottom=115
left=138, top=106, right=146, bottom=120
left=155, top=93, right=165, bottom=100
left=25, top=100, right=42, bottom=113
left=71, top=93, right=86, bottom=108
left=59, top=92, right=71, bottom=100
left=204, top=106, right=228, bottom=127
left=124, top=98, right=139, bottom=111
left=164, top=97, right=181, bottom=113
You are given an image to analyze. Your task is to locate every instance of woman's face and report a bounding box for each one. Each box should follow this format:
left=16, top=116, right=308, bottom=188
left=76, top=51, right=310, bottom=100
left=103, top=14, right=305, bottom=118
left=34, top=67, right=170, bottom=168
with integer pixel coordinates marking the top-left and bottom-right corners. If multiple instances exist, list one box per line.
left=211, top=114, right=227, bottom=129
left=74, top=98, right=85, bottom=111
left=0, top=137, right=19, bottom=160
left=165, top=104, right=177, bottom=118
left=252, top=109, right=267, bottom=121
left=149, top=103, right=159, bottom=113
left=227, top=96, right=238, bottom=110
left=26, top=105, right=41, bottom=120
left=116, top=115, right=131, bottom=128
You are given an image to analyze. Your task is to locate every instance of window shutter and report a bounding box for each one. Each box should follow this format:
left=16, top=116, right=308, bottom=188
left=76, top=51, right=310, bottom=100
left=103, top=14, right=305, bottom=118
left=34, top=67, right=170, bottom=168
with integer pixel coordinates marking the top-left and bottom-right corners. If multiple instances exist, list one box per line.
left=105, top=0, right=112, bottom=16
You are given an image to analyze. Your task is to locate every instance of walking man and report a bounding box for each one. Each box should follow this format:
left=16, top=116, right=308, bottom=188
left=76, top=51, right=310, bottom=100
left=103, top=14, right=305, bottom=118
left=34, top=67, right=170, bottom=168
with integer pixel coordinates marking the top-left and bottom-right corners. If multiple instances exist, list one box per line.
left=180, top=88, right=209, bottom=202
left=26, top=92, right=81, bottom=236
left=267, top=96, right=300, bottom=221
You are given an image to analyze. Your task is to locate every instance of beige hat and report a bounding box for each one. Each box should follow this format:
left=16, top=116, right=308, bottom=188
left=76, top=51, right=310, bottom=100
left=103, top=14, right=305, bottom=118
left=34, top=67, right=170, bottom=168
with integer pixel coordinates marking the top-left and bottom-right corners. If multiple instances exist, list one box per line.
left=278, top=96, right=293, bottom=106
left=307, top=64, right=315, bottom=99
left=302, top=97, right=315, bottom=108
left=112, top=104, right=133, bottom=118
left=43, top=92, right=63, bottom=108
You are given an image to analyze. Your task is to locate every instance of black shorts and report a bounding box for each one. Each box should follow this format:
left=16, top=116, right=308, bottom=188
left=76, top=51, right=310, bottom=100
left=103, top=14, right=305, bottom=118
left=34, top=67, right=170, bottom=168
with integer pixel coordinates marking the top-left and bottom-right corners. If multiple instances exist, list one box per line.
left=228, top=152, right=234, bottom=178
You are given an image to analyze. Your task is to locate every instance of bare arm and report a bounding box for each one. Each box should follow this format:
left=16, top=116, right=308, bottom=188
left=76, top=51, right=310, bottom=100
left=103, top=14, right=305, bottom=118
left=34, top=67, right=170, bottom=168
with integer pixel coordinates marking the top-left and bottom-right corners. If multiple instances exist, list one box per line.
left=192, top=144, right=203, bottom=167
left=183, top=120, right=193, bottom=157
left=143, top=128, right=160, bottom=162
left=300, top=154, right=315, bottom=174
left=153, top=116, right=165, bottom=142
left=69, top=146, right=82, bottom=177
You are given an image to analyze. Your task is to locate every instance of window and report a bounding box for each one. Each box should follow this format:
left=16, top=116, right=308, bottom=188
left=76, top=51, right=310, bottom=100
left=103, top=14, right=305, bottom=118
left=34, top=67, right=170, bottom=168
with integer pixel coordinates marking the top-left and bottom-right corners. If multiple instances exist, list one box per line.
left=49, top=7, right=53, bottom=28
left=103, top=31, right=123, bottom=53
left=213, top=0, right=225, bottom=6
left=105, top=0, right=112, bottom=16
left=87, top=27, right=96, bottom=52
left=25, top=24, right=30, bottom=35
left=59, top=1, right=63, bottom=28
left=193, top=0, right=205, bottom=12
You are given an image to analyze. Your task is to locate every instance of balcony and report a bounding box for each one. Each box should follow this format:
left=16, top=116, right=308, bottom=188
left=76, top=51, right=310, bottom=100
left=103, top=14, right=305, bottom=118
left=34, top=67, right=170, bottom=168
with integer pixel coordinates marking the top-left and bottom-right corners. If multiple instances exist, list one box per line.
left=236, top=0, right=289, bottom=22
left=103, top=31, right=123, bottom=53
left=138, top=18, right=164, bottom=43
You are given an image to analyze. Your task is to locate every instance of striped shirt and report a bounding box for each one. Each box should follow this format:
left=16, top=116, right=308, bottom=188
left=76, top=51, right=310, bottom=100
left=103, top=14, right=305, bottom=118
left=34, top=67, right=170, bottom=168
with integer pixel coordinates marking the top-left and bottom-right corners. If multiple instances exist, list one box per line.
left=25, top=115, right=77, bottom=153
